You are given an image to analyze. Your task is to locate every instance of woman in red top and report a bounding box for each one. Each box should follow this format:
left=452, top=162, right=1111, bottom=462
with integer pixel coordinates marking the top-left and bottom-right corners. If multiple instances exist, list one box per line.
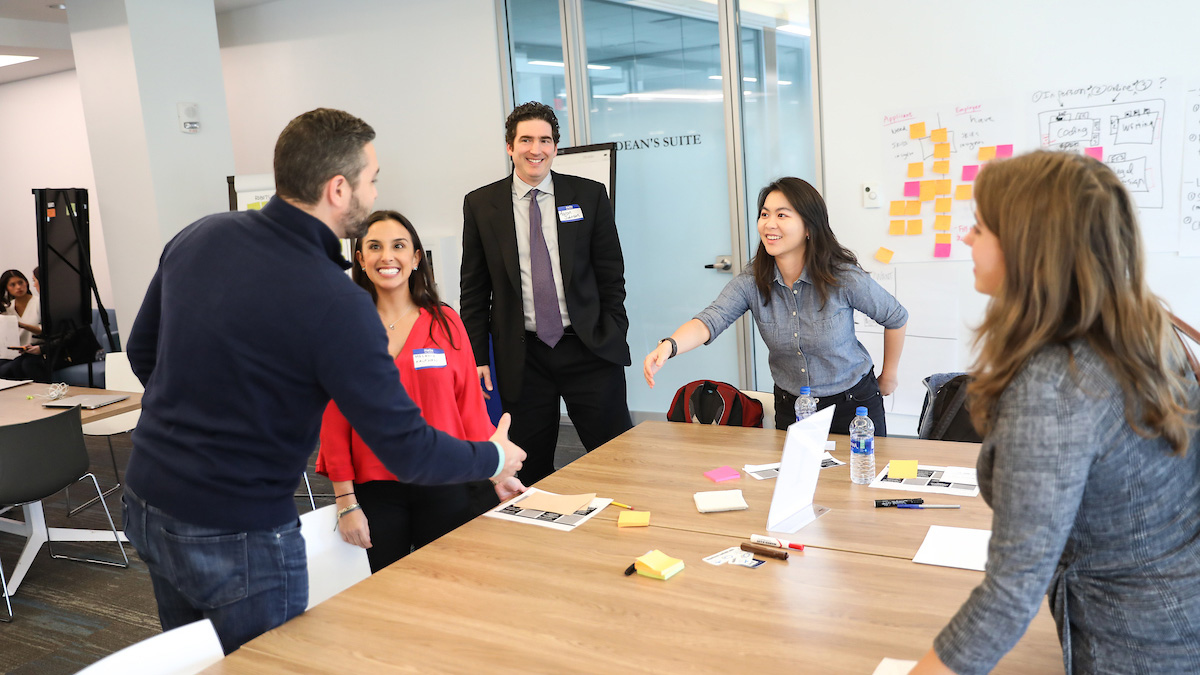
left=317, top=210, right=525, bottom=572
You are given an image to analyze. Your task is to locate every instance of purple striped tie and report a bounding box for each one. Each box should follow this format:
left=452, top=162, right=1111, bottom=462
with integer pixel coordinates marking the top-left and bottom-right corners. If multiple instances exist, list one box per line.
left=529, top=189, right=564, bottom=347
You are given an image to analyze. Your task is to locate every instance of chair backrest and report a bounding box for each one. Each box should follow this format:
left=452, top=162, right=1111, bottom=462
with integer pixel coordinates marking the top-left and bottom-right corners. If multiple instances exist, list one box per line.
left=0, top=407, right=89, bottom=505
left=103, top=352, right=143, bottom=393
left=741, top=390, right=776, bottom=429
left=299, top=504, right=372, bottom=610
left=76, top=618, right=224, bottom=675
left=917, top=372, right=982, bottom=442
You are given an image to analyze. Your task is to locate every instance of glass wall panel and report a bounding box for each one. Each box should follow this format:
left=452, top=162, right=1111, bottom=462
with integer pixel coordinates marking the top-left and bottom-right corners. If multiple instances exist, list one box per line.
left=506, top=0, right=572, bottom=145
left=581, top=0, right=739, bottom=416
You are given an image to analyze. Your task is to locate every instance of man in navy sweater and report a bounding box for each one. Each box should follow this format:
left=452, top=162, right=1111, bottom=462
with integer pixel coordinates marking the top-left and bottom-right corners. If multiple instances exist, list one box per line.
left=122, top=108, right=525, bottom=654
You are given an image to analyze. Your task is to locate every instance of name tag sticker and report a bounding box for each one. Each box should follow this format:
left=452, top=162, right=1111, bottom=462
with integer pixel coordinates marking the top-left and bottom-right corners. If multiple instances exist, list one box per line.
left=557, top=205, right=583, bottom=222
left=413, top=348, right=447, bottom=370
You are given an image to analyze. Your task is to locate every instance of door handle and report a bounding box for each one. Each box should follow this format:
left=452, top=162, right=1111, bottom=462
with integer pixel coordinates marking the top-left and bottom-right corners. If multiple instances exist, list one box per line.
left=704, top=255, right=733, bottom=272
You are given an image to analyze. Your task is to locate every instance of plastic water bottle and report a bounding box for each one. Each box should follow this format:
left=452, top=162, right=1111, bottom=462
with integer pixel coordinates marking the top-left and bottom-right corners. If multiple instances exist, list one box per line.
left=794, top=386, right=818, bottom=421
left=849, top=406, right=875, bottom=484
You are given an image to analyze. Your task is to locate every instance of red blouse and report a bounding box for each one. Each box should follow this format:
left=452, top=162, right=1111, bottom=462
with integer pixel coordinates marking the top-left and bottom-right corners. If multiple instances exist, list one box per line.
left=316, top=306, right=495, bottom=483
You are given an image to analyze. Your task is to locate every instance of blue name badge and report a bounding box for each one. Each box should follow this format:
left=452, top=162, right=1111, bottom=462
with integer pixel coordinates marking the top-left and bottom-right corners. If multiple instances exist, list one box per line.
left=412, top=348, right=447, bottom=370
left=557, top=204, right=584, bottom=222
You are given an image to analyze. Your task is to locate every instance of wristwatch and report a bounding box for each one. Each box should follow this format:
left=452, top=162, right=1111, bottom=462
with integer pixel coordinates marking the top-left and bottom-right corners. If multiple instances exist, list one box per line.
left=658, top=337, right=678, bottom=359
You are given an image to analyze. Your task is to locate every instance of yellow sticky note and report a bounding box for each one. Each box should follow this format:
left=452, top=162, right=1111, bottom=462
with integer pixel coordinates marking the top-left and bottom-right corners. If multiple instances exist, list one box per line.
left=934, top=197, right=952, bottom=213
left=875, top=247, right=894, bottom=264
left=978, top=146, right=997, bottom=161
left=934, top=215, right=952, bottom=231
left=889, top=460, right=918, bottom=479
left=919, top=181, right=935, bottom=201
left=889, top=200, right=906, bottom=216
left=936, top=179, right=952, bottom=195
left=909, top=122, right=926, bottom=138
left=931, top=128, right=948, bottom=143
left=933, top=143, right=950, bottom=159
left=618, top=510, right=651, bottom=528
left=955, top=184, right=974, bottom=200
left=932, top=160, right=950, bottom=174
left=935, top=233, right=952, bottom=244
left=907, top=162, right=924, bottom=178
left=905, top=200, right=922, bottom=215
left=906, top=219, right=923, bottom=235
left=889, top=220, right=906, bottom=235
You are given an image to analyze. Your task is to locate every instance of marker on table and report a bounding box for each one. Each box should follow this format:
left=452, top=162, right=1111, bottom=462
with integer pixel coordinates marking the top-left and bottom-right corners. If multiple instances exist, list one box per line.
left=741, top=542, right=788, bottom=560
left=874, top=498, right=924, bottom=508
left=624, top=563, right=637, bottom=576
left=897, top=504, right=961, bottom=509
left=750, top=534, right=804, bottom=551
left=610, top=501, right=634, bottom=510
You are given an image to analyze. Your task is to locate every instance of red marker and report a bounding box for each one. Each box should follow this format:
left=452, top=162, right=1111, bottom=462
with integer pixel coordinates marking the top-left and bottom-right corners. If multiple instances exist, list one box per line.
left=750, top=534, right=804, bottom=551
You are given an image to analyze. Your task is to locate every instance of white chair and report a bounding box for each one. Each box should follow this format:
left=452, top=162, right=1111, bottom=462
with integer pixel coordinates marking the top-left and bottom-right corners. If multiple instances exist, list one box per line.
left=300, top=504, right=371, bottom=610
left=74, top=352, right=142, bottom=516
left=741, top=390, right=776, bottom=429
left=76, top=618, right=224, bottom=674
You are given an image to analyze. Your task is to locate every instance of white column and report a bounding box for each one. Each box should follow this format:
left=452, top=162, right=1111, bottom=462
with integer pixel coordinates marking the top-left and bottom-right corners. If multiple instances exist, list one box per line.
left=67, top=0, right=235, bottom=330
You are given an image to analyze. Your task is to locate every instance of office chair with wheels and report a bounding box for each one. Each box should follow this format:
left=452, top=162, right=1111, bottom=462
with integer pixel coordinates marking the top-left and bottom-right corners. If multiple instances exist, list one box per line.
left=0, top=407, right=129, bottom=620
left=73, top=351, right=141, bottom=516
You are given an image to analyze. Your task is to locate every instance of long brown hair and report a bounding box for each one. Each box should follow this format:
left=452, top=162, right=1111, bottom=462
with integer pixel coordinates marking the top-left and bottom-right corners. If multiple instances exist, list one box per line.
left=969, top=150, right=1195, bottom=453
left=752, top=177, right=860, bottom=308
left=352, top=210, right=458, bottom=350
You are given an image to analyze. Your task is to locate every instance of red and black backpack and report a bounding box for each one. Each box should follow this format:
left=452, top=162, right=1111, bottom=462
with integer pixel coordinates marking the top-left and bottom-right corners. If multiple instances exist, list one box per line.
left=667, top=380, right=764, bottom=428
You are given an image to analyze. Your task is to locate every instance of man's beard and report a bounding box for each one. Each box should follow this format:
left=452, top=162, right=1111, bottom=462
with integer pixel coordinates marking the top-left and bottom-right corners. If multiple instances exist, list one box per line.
left=340, top=192, right=371, bottom=239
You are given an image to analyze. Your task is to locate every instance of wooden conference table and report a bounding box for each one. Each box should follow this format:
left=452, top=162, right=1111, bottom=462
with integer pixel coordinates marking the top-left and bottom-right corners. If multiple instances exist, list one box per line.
left=211, top=422, right=1062, bottom=673
left=0, top=382, right=142, bottom=593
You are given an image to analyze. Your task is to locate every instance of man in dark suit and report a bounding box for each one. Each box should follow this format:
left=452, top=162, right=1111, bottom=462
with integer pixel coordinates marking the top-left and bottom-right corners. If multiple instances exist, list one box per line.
left=461, top=102, right=633, bottom=485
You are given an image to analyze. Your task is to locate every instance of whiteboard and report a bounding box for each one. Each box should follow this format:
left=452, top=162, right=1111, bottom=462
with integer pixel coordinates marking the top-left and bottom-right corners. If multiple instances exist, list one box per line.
left=226, top=173, right=354, bottom=265
left=816, top=0, right=1200, bottom=430
left=554, top=143, right=617, bottom=210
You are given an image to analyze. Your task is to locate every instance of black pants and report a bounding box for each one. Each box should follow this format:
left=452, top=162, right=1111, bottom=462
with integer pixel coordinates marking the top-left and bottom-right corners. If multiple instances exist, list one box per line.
left=773, top=371, right=888, bottom=436
left=0, top=354, right=51, bottom=382
left=501, top=331, right=633, bottom=486
left=354, top=480, right=471, bottom=573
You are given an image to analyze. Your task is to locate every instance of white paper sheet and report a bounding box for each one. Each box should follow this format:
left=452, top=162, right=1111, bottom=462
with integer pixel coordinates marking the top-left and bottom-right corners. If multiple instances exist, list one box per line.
left=868, top=463, right=980, bottom=498
left=484, top=488, right=611, bottom=532
left=912, top=525, right=991, bottom=571
left=872, top=658, right=917, bottom=675
left=0, top=316, right=20, bottom=353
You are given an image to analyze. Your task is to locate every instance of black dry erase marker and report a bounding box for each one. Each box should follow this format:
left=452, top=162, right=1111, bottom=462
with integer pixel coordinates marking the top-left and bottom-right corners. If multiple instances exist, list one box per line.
left=624, top=563, right=637, bottom=576
left=874, top=498, right=925, bottom=508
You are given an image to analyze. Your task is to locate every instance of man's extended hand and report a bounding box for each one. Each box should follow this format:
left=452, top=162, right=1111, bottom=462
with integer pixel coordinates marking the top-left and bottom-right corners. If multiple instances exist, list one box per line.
left=488, top=413, right=525, bottom=481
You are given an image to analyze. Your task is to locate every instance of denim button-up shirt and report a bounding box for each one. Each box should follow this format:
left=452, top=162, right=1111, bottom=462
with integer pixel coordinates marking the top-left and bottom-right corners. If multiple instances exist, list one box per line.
left=694, top=265, right=907, bottom=397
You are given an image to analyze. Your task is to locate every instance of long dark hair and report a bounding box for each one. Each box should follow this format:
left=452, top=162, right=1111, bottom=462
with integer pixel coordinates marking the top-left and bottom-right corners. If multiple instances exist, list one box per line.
left=1, top=269, right=30, bottom=314
left=351, top=210, right=458, bottom=350
left=752, top=177, right=859, bottom=308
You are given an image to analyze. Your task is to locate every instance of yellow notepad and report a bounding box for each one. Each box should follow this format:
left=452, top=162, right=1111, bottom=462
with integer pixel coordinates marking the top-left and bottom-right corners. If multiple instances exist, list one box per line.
left=635, top=550, right=684, bottom=580
left=618, top=511, right=651, bottom=528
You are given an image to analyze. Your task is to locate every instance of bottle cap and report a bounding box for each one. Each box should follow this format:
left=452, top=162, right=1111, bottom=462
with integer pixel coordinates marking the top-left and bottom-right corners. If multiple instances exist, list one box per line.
left=799, top=386, right=811, bottom=396
left=855, top=406, right=868, bottom=416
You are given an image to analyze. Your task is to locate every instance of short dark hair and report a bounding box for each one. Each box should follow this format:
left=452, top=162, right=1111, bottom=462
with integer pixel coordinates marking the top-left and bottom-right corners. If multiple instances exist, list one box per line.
left=505, top=101, right=560, bottom=147
left=274, top=108, right=376, bottom=205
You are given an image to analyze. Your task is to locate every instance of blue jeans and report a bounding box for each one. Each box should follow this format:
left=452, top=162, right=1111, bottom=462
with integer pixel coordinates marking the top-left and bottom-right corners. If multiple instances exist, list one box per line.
left=122, top=486, right=308, bottom=654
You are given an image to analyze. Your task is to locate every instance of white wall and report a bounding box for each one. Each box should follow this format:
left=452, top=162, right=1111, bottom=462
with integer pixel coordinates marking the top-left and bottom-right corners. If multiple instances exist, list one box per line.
left=0, top=69, right=113, bottom=308
left=216, top=0, right=511, bottom=307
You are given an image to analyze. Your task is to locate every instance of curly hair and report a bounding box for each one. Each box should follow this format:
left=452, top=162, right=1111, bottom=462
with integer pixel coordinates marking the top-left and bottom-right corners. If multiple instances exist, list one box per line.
left=504, top=101, right=560, bottom=147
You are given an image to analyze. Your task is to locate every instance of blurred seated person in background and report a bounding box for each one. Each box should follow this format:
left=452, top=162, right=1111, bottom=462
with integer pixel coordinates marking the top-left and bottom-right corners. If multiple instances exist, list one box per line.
left=912, top=150, right=1200, bottom=674
left=643, top=177, right=907, bottom=433
left=318, top=210, right=526, bottom=572
left=1, top=268, right=47, bottom=381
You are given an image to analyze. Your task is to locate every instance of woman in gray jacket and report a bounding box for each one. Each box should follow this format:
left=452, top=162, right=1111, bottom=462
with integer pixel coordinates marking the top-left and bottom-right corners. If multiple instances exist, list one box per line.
left=913, top=150, right=1200, bottom=674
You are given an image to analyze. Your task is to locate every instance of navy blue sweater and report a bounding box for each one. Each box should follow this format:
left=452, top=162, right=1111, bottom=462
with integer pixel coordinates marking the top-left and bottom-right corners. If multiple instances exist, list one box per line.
left=126, top=197, right=499, bottom=530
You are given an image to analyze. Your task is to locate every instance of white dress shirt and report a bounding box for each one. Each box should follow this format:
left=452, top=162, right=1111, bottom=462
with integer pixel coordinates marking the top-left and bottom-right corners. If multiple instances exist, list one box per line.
left=511, top=174, right=571, bottom=332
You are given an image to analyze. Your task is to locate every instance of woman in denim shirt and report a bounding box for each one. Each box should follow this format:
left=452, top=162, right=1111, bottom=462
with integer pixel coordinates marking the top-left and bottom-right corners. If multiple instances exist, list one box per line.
left=912, top=151, right=1200, bottom=674
left=644, top=177, right=908, bottom=432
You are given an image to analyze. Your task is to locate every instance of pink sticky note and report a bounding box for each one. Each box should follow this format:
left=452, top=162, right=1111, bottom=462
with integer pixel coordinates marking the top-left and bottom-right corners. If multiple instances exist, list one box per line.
left=962, top=165, right=979, bottom=181
left=933, top=243, right=951, bottom=258
left=904, top=181, right=920, bottom=197
left=996, top=144, right=1013, bottom=158
left=704, top=465, right=741, bottom=482
left=1085, top=146, right=1103, bottom=161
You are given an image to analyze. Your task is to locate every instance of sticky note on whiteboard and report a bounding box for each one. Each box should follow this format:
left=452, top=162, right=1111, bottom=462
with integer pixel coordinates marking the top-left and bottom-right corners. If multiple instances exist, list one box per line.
left=904, top=181, right=920, bottom=198
left=962, top=165, right=979, bottom=181
left=905, top=200, right=922, bottom=216
left=955, top=184, right=974, bottom=200
left=931, top=128, right=948, bottom=143
left=875, top=247, right=894, bottom=264
left=934, top=243, right=951, bottom=258
left=909, top=122, right=926, bottom=138
left=934, top=197, right=952, bottom=213
left=889, top=220, right=906, bottom=235
left=1085, top=146, right=1103, bottom=161
left=933, top=143, right=950, bottom=159
left=906, top=219, right=923, bottom=235
left=934, top=215, right=952, bottom=231
left=908, top=162, right=924, bottom=178
left=978, top=146, right=997, bottom=161
left=996, top=144, right=1013, bottom=158
left=932, top=160, right=950, bottom=174
left=889, top=200, right=905, bottom=216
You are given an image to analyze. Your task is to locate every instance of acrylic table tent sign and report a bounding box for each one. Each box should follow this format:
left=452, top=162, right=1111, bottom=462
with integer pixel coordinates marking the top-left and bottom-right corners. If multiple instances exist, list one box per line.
left=766, top=405, right=835, bottom=534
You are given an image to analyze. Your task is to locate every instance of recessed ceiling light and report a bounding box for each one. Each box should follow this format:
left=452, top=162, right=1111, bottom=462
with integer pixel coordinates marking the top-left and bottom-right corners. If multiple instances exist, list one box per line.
left=0, top=55, right=40, bottom=68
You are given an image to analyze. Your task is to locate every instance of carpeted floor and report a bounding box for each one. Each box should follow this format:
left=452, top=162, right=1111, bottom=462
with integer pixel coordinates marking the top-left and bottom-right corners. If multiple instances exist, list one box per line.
left=0, top=425, right=586, bottom=674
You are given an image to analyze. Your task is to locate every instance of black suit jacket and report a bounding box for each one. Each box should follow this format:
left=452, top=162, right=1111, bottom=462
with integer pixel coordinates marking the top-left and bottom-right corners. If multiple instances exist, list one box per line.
left=460, top=171, right=631, bottom=401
